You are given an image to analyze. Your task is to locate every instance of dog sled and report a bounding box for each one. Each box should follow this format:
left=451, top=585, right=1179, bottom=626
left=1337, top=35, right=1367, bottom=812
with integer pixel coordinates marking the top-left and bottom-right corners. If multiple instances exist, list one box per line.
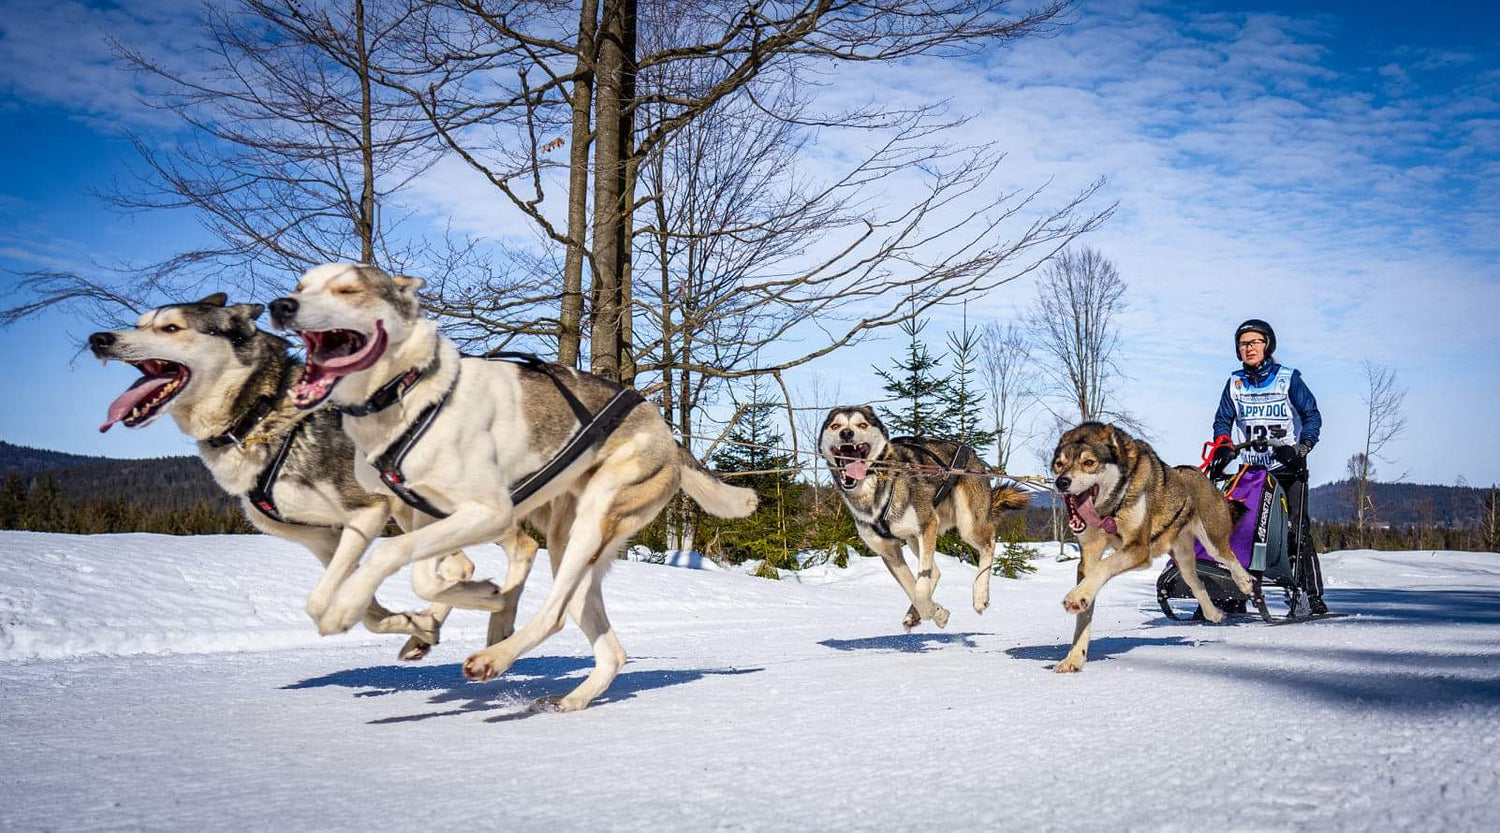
left=1156, top=448, right=1339, bottom=624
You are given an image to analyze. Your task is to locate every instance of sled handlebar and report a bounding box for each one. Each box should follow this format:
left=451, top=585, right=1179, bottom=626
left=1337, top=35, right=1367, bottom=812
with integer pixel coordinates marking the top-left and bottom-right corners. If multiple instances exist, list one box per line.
left=1199, top=436, right=1294, bottom=474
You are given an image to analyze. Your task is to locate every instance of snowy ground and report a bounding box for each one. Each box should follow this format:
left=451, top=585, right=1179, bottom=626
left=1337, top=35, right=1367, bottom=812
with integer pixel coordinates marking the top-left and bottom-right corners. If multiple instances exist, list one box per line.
left=2, top=531, right=1498, bottom=832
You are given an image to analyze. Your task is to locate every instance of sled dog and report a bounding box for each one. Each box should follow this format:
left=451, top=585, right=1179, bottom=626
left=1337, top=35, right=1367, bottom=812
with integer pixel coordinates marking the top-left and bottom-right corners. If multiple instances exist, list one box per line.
left=88, top=294, right=538, bottom=660
left=1049, top=422, right=1256, bottom=673
left=269, top=263, right=757, bottom=711
left=820, top=406, right=1029, bottom=629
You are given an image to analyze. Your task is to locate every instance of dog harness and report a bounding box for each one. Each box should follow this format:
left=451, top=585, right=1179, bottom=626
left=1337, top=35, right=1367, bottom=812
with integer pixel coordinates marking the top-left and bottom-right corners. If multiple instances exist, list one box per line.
left=351, top=352, right=645, bottom=519
left=868, top=439, right=975, bottom=540
left=203, top=393, right=307, bottom=526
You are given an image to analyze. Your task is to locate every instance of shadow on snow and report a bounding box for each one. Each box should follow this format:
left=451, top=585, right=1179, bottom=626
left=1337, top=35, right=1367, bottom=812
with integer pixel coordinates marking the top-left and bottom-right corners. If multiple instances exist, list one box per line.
left=819, top=631, right=984, bottom=653
left=285, top=655, right=761, bottom=724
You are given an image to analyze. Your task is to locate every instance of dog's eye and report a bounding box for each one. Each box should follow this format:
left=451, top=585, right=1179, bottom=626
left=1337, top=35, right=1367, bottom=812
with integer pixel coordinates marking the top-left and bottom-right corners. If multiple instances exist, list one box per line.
left=334, top=285, right=360, bottom=295
left=1083, top=459, right=1097, bottom=470
left=162, top=324, right=182, bottom=334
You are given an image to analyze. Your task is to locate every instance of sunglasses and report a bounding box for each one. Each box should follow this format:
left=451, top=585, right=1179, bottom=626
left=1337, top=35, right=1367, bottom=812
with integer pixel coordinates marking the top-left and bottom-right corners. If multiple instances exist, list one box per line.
left=1237, top=338, right=1267, bottom=349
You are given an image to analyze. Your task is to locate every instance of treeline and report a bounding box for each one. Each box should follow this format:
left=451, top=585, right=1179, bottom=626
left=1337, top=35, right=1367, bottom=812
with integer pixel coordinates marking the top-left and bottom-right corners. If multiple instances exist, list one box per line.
left=1313, top=520, right=1497, bottom=554
left=1309, top=478, right=1496, bottom=528
left=0, top=473, right=254, bottom=535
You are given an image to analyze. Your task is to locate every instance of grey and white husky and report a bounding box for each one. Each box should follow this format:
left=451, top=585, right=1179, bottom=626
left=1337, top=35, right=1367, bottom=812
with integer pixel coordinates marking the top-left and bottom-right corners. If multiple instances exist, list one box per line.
left=820, top=406, right=1029, bottom=630
left=87, top=294, right=536, bottom=659
left=270, top=263, right=758, bottom=711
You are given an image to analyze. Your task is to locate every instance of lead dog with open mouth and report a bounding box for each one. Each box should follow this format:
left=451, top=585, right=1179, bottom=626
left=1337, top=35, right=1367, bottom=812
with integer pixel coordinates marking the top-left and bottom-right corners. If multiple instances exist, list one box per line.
left=1049, top=422, right=1256, bottom=673
left=88, top=294, right=533, bottom=660
left=270, top=263, right=756, bottom=711
left=820, top=406, right=1029, bottom=630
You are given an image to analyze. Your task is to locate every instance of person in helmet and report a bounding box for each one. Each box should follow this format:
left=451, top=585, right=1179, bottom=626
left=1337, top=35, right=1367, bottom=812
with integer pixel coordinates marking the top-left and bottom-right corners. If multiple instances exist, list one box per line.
left=1208, top=319, right=1327, bottom=615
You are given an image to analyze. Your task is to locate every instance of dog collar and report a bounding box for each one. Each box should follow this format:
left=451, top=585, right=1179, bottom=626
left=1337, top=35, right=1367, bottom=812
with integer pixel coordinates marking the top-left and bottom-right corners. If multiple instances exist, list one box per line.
left=204, top=394, right=278, bottom=448
left=339, top=359, right=436, bottom=417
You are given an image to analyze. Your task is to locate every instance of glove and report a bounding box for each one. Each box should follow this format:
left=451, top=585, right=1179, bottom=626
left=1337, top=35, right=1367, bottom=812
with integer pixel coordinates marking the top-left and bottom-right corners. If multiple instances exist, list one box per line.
left=1272, top=441, right=1311, bottom=469
left=1207, top=437, right=1236, bottom=478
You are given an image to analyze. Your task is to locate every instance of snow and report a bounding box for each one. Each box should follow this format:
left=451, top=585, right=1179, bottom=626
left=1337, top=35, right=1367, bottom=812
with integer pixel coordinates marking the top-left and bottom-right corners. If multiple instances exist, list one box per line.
left=2, top=531, right=1498, bottom=831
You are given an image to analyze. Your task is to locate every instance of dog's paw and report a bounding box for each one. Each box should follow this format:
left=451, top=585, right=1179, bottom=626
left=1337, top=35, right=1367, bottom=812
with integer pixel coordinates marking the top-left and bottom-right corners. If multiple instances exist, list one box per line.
left=400, top=611, right=441, bottom=645
left=931, top=606, right=951, bottom=629
left=973, top=585, right=990, bottom=614
left=304, top=591, right=332, bottom=622
left=533, top=695, right=590, bottom=713
left=1062, top=587, right=1093, bottom=615
left=462, top=649, right=512, bottom=682
left=902, top=606, right=921, bottom=630
left=317, top=600, right=365, bottom=636
left=1234, top=573, right=1255, bottom=596
left=1054, top=655, right=1086, bottom=674
left=398, top=637, right=432, bottom=662
left=1201, top=603, right=1226, bottom=624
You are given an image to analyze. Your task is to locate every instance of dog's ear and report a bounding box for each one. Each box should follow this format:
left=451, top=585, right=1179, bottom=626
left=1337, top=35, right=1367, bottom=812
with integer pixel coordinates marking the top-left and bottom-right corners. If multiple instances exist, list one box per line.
left=229, top=303, right=265, bottom=322
left=1104, top=424, right=1130, bottom=464
left=195, top=292, right=228, bottom=308
left=224, top=303, right=264, bottom=345
left=392, top=275, right=425, bottom=296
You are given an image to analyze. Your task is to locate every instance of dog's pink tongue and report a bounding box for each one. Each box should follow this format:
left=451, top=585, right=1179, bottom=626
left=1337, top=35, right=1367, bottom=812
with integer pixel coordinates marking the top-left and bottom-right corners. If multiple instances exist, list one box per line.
left=1074, top=492, right=1106, bottom=526
left=844, top=460, right=868, bottom=480
left=316, top=320, right=387, bottom=372
left=99, top=377, right=170, bottom=433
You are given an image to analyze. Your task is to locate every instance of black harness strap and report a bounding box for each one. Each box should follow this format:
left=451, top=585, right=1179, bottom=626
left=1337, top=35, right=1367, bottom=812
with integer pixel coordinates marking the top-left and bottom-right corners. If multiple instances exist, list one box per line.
left=866, top=438, right=975, bottom=541
left=204, top=394, right=277, bottom=448
left=245, top=423, right=300, bottom=525
left=485, top=352, right=594, bottom=424
left=870, top=484, right=899, bottom=540
left=338, top=362, right=433, bottom=417
left=370, top=352, right=645, bottom=519
left=371, top=387, right=456, bottom=519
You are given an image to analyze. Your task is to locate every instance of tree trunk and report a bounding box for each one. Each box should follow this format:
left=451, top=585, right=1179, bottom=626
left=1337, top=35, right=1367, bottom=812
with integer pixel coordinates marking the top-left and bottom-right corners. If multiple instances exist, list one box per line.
left=617, top=0, right=638, bottom=385
left=355, top=0, right=375, bottom=264
left=589, top=0, right=626, bottom=381
left=559, top=0, right=598, bottom=368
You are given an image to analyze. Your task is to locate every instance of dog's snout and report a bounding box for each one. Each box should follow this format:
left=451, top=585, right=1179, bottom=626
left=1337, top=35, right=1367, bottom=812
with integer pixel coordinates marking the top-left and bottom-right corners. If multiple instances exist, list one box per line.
left=839, top=428, right=854, bottom=441
left=88, top=332, right=115, bottom=350
left=1055, top=475, right=1072, bottom=492
left=268, top=297, right=298, bottom=326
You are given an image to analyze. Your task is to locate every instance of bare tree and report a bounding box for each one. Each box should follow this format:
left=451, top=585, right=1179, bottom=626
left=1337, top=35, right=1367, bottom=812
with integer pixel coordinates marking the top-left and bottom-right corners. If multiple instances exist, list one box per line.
left=1029, top=246, right=1132, bottom=428
left=1482, top=485, right=1500, bottom=553
left=3, top=0, right=530, bottom=332
left=388, top=0, right=1096, bottom=382
left=979, top=321, right=1037, bottom=471
left=1352, top=360, right=1407, bottom=547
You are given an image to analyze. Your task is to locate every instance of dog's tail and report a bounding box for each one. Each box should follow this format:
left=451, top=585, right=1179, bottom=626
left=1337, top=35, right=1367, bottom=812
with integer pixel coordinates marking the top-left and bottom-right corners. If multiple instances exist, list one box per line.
left=989, top=482, right=1030, bottom=516
left=677, top=444, right=758, bottom=519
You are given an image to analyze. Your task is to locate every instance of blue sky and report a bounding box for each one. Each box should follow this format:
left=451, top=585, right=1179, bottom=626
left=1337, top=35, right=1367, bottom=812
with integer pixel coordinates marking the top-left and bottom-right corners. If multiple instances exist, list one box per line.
left=2, top=0, right=1498, bottom=487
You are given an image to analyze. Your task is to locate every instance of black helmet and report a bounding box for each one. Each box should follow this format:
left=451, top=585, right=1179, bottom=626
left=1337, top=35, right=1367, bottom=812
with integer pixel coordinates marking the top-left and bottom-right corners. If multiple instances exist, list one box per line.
left=1235, top=319, right=1276, bottom=356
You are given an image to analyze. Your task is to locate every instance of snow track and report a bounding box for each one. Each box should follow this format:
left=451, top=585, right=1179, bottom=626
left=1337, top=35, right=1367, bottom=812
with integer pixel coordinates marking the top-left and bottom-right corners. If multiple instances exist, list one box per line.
left=2, top=532, right=1497, bottom=831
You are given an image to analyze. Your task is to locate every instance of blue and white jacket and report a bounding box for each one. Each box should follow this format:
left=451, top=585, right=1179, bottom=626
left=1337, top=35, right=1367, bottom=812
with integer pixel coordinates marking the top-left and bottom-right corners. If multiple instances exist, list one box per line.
left=1212, top=361, right=1321, bottom=471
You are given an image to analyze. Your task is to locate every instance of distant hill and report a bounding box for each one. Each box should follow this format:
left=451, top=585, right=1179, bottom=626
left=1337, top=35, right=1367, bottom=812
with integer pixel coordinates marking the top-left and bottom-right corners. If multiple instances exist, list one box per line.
left=1, top=440, right=243, bottom=529
left=1310, top=478, right=1493, bottom=527
left=0, top=441, right=111, bottom=476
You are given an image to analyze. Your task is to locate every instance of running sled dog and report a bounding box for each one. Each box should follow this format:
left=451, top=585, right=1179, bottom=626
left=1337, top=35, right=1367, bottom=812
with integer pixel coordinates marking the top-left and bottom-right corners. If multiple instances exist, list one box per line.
left=87, top=295, right=538, bottom=660
left=1049, top=422, right=1256, bottom=673
left=820, top=406, right=1029, bottom=630
left=270, top=262, right=757, bottom=711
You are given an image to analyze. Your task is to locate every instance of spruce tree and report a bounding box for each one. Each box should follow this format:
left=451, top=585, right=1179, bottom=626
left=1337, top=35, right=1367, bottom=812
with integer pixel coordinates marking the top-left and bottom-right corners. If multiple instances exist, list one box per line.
left=875, top=316, right=956, bottom=438
left=21, top=474, right=70, bottom=532
left=0, top=474, right=26, bottom=529
left=941, top=305, right=997, bottom=454
left=704, top=379, right=800, bottom=577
